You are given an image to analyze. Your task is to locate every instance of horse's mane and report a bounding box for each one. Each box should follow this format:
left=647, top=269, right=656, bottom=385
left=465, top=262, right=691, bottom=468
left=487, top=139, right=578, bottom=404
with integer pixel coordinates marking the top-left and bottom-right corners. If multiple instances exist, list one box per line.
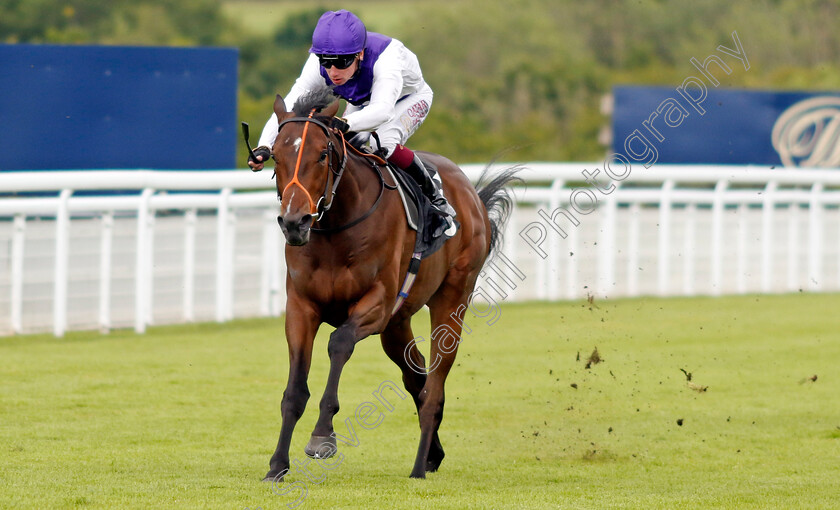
left=292, top=88, right=338, bottom=117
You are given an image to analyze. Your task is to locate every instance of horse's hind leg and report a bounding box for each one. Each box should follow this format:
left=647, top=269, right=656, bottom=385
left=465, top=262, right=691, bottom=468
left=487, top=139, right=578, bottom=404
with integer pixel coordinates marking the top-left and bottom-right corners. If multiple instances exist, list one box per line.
left=409, top=295, right=469, bottom=478
left=379, top=319, right=446, bottom=471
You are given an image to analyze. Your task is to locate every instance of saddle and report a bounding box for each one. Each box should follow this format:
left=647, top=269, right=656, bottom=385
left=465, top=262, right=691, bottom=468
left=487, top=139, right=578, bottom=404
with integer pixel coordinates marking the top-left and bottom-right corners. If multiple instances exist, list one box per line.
left=383, top=158, right=459, bottom=260
left=347, top=133, right=458, bottom=259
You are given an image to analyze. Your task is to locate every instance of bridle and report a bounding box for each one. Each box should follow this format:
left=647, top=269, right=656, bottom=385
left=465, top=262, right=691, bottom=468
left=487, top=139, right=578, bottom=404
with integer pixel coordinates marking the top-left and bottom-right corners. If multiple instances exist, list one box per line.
left=277, top=110, right=347, bottom=222
left=275, top=110, right=392, bottom=234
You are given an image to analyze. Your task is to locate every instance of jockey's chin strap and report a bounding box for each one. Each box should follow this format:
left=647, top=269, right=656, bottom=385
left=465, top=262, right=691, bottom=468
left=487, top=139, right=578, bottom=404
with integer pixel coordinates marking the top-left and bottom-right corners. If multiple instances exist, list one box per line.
left=277, top=109, right=348, bottom=222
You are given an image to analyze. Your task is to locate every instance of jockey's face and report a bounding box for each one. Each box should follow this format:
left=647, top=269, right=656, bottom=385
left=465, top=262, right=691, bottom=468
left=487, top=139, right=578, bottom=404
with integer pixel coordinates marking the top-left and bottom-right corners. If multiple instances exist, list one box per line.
left=325, top=50, right=363, bottom=86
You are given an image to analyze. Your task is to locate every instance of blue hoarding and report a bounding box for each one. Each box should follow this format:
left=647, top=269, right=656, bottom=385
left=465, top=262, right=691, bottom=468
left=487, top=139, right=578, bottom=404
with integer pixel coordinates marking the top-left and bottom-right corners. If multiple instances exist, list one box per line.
left=0, top=44, right=237, bottom=171
left=612, top=85, right=840, bottom=168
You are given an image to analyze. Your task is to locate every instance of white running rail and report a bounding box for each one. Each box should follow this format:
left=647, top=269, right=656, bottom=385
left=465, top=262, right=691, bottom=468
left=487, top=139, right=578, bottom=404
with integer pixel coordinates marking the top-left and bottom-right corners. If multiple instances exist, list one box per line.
left=1, top=164, right=839, bottom=336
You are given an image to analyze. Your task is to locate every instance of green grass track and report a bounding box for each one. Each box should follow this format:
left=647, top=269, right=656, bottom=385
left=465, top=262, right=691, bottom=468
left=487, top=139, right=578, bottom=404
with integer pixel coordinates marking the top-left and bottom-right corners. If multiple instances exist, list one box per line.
left=2, top=294, right=839, bottom=509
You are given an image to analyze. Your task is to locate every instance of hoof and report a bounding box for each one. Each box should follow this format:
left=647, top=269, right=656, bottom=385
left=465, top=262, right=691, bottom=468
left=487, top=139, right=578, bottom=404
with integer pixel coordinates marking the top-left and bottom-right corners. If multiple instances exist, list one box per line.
left=426, top=448, right=445, bottom=473
left=304, top=435, right=338, bottom=459
left=262, top=471, right=285, bottom=483
left=409, top=469, right=426, bottom=479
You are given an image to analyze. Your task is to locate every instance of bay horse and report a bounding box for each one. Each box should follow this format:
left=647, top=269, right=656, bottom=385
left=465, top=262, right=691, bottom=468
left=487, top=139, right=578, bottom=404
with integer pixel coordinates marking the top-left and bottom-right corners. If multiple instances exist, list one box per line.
left=261, top=89, right=519, bottom=481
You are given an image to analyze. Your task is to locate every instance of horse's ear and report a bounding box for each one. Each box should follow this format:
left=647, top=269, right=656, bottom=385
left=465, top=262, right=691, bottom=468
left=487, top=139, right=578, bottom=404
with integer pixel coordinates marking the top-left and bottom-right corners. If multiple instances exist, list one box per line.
left=321, top=99, right=340, bottom=118
left=273, top=94, right=287, bottom=117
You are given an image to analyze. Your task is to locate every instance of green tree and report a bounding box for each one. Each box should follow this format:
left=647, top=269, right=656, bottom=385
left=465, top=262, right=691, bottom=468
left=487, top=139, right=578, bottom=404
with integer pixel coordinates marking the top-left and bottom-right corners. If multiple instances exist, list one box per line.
left=0, top=0, right=230, bottom=46
left=4, top=0, right=840, bottom=165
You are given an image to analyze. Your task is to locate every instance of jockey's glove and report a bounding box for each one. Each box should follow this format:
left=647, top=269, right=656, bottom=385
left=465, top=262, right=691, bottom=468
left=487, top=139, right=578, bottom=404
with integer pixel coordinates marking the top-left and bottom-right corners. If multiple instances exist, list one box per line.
left=248, top=146, right=272, bottom=169
left=330, top=117, right=350, bottom=134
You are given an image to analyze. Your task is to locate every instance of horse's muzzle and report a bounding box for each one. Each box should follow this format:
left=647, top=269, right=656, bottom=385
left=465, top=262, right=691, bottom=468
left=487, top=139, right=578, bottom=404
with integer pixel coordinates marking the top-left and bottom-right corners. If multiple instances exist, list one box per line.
left=277, top=213, right=313, bottom=246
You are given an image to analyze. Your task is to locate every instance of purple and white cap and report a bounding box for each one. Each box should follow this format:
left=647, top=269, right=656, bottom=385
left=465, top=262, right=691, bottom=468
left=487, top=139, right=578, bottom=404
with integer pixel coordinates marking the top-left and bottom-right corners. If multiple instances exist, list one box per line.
left=310, top=10, right=367, bottom=55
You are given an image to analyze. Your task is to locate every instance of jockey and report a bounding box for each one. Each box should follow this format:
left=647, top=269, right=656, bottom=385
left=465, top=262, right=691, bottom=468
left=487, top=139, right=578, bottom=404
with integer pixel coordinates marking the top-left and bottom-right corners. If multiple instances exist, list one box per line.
left=248, top=9, right=456, bottom=223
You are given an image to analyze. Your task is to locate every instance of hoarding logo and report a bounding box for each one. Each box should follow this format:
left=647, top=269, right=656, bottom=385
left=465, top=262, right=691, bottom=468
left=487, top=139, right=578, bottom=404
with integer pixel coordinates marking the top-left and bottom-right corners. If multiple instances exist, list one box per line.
left=772, top=96, right=840, bottom=168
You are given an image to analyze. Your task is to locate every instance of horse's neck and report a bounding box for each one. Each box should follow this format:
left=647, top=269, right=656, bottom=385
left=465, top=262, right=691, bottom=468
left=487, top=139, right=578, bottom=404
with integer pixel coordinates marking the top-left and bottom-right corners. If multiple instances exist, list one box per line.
left=315, top=155, right=381, bottom=229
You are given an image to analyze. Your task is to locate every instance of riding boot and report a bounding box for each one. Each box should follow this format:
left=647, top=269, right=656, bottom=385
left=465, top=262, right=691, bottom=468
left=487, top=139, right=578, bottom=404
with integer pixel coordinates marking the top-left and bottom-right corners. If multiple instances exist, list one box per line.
left=402, top=154, right=457, bottom=220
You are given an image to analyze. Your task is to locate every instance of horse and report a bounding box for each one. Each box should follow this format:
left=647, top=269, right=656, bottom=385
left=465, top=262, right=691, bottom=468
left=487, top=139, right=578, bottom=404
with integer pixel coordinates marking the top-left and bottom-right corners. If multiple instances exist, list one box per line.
left=260, top=88, right=520, bottom=481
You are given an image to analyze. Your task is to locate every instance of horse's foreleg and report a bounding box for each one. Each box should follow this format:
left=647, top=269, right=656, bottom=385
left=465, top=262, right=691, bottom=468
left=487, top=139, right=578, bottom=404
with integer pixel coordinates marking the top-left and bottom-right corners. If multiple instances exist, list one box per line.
left=306, top=286, right=389, bottom=458
left=303, top=321, right=357, bottom=458
left=264, top=297, right=320, bottom=482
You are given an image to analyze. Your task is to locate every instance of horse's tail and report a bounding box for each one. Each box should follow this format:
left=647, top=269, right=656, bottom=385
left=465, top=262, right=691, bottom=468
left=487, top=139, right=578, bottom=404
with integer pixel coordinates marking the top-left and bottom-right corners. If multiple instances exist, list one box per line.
left=474, top=165, right=524, bottom=259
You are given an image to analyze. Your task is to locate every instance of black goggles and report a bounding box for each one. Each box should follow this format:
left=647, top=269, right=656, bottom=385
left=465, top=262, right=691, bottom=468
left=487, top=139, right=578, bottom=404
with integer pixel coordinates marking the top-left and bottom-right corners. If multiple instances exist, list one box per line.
left=317, top=53, right=358, bottom=70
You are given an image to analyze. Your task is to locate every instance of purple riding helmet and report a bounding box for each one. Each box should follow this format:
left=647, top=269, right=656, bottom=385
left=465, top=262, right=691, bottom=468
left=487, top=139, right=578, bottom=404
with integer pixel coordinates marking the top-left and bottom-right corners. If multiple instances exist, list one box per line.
left=310, top=10, right=367, bottom=55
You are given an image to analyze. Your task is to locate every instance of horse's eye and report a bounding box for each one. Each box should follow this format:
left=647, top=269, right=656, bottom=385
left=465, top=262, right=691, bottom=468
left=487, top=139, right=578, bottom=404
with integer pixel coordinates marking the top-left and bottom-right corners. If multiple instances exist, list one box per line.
left=319, top=150, right=328, bottom=163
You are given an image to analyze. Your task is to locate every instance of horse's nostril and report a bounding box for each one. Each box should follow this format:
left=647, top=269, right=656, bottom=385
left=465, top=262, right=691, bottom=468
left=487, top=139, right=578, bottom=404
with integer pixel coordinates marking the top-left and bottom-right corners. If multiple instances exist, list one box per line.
left=277, top=214, right=312, bottom=232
